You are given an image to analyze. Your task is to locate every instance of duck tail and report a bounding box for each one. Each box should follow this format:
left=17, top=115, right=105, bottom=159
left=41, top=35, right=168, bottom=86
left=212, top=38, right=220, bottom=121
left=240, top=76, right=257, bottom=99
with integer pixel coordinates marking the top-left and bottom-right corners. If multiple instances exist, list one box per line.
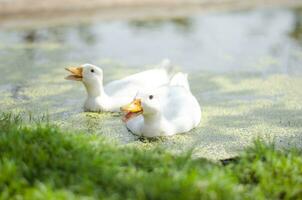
left=169, top=72, right=191, bottom=92
left=158, top=59, right=174, bottom=78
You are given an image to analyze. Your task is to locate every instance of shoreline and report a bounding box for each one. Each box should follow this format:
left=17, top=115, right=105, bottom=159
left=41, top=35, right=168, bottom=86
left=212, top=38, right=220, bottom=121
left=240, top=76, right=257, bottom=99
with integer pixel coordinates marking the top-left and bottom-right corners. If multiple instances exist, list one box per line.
left=0, top=0, right=302, bottom=29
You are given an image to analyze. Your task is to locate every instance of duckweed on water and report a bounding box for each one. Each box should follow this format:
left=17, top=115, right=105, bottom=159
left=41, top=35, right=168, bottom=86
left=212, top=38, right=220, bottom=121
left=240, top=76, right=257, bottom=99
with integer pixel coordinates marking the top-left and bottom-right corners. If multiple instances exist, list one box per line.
left=0, top=113, right=301, bottom=200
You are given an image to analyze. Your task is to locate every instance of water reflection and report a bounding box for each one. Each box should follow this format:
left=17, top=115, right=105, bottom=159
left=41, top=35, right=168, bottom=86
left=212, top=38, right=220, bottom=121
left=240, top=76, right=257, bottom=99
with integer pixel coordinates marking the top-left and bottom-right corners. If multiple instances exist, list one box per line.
left=76, top=24, right=97, bottom=45
left=128, top=17, right=194, bottom=33
left=23, top=30, right=38, bottom=43
left=291, top=7, right=302, bottom=44
left=1, top=7, right=302, bottom=76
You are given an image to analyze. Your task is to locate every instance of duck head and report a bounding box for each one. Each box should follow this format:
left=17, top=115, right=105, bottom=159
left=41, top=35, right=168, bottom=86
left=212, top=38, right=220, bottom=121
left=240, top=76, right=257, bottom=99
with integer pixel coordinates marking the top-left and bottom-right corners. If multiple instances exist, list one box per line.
left=65, top=63, right=103, bottom=84
left=121, top=92, right=161, bottom=122
left=65, top=64, right=104, bottom=97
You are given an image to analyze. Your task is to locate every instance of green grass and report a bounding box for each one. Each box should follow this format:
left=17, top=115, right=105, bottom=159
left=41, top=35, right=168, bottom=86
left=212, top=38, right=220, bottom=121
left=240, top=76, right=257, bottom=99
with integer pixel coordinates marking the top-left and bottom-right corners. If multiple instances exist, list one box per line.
left=0, top=113, right=301, bottom=200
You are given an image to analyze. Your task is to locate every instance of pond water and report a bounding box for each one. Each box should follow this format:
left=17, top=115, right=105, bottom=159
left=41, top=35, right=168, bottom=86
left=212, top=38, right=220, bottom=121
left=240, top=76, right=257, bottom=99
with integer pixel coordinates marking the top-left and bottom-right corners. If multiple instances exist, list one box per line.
left=0, top=7, right=302, bottom=159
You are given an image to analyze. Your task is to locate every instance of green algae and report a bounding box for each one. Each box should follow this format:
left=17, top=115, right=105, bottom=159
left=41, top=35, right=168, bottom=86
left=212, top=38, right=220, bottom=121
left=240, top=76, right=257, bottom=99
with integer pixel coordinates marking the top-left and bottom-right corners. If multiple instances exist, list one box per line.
left=1, top=66, right=301, bottom=160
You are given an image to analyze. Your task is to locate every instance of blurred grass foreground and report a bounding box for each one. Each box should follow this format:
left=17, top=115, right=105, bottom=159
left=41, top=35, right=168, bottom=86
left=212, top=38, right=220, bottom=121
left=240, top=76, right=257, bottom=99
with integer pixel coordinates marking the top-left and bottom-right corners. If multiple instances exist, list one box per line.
left=0, top=113, right=301, bottom=199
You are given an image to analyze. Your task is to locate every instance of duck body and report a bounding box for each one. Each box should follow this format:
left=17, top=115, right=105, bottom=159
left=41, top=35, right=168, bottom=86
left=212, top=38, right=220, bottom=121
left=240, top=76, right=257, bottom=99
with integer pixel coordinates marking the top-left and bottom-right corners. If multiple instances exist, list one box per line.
left=104, top=67, right=172, bottom=98
left=122, top=73, right=201, bottom=137
left=66, top=60, right=172, bottom=112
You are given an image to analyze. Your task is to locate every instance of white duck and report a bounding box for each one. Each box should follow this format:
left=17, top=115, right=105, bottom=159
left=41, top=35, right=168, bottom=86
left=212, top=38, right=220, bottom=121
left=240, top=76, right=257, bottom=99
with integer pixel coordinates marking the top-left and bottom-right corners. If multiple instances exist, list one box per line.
left=121, top=72, right=201, bottom=137
left=65, top=60, right=173, bottom=112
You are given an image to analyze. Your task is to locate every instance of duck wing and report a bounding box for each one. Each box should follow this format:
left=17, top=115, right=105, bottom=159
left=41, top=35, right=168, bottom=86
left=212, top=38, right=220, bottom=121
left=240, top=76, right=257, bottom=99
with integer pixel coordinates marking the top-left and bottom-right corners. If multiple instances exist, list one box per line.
left=105, top=67, right=171, bottom=97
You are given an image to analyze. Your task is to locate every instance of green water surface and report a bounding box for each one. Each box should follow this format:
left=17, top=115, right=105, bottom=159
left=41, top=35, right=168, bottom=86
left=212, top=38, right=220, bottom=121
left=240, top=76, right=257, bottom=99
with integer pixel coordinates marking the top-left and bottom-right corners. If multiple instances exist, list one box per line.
left=0, top=7, right=302, bottom=159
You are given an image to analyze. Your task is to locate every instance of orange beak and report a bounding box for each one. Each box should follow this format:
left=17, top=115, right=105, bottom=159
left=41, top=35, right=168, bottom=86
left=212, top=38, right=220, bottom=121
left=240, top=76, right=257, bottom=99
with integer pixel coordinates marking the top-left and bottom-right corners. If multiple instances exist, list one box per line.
left=65, top=67, right=83, bottom=81
left=120, top=99, right=143, bottom=122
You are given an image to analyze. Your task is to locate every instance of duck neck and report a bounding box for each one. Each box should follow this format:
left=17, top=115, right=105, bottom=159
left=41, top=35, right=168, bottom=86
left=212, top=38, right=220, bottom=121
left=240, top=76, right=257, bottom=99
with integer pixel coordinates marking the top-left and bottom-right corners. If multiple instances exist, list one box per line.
left=84, top=79, right=107, bottom=99
left=143, top=112, right=162, bottom=130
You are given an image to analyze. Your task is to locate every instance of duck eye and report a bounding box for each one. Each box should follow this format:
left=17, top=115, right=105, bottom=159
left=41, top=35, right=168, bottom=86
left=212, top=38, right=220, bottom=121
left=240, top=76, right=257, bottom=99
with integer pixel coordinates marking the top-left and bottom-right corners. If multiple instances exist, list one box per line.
left=90, top=69, right=94, bottom=73
left=149, top=95, right=154, bottom=100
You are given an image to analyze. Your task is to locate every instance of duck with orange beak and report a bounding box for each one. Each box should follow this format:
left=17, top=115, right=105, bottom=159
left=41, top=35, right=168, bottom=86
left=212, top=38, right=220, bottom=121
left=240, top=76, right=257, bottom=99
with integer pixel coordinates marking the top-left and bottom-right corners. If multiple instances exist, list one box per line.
left=121, top=72, right=201, bottom=137
left=65, top=60, right=173, bottom=112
